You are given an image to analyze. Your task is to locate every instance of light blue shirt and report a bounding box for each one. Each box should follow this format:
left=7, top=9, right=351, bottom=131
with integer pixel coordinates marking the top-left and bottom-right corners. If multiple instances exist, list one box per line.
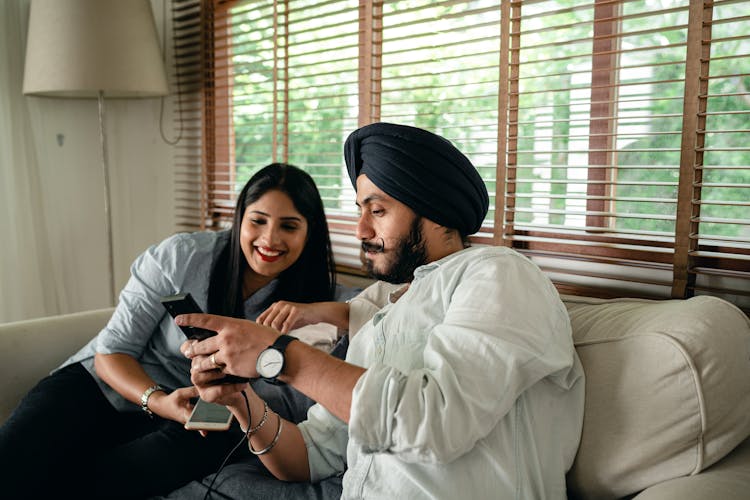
left=299, top=245, right=585, bottom=499
left=59, top=230, right=279, bottom=412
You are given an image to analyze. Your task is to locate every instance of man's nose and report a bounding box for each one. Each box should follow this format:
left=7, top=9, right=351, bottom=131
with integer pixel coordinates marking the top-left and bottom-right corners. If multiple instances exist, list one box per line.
left=355, top=214, right=374, bottom=241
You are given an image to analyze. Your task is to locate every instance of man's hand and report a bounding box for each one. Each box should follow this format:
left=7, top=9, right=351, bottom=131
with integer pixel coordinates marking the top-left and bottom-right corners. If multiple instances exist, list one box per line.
left=178, top=313, right=279, bottom=380
left=178, top=311, right=365, bottom=424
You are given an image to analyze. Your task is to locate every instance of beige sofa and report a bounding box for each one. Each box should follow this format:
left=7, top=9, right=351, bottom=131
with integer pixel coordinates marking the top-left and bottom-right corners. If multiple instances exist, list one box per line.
left=2, top=295, right=749, bottom=499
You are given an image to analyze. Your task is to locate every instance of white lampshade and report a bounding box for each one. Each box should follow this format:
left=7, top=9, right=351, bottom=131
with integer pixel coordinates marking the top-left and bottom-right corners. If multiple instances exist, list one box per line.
left=23, top=0, right=169, bottom=98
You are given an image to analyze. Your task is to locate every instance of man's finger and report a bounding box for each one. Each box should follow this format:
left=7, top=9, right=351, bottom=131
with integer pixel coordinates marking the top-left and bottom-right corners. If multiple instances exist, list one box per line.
left=191, top=337, right=220, bottom=356
left=191, top=361, right=225, bottom=382
left=175, top=312, right=220, bottom=331
left=191, top=355, right=220, bottom=375
left=174, top=313, right=221, bottom=355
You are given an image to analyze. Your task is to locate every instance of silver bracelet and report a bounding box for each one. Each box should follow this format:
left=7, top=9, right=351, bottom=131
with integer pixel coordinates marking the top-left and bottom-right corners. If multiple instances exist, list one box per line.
left=240, top=400, right=269, bottom=435
left=140, top=384, right=165, bottom=417
left=248, top=412, right=283, bottom=456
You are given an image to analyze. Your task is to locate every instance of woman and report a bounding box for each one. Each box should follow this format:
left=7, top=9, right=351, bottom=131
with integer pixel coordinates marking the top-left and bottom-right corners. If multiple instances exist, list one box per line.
left=0, top=163, right=345, bottom=499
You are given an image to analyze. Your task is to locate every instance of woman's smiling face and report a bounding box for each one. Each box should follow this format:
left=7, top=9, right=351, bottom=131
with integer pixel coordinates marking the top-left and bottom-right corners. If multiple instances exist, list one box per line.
left=240, top=189, right=308, bottom=281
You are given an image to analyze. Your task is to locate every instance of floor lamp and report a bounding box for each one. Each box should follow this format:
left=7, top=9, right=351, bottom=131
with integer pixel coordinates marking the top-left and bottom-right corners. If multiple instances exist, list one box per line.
left=23, top=0, right=169, bottom=306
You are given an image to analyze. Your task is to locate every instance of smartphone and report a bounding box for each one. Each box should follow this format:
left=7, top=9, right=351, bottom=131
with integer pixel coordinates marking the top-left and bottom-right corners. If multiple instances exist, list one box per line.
left=184, top=398, right=233, bottom=431
left=160, top=292, right=217, bottom=340
left=161, top=292, right=249, bottom=384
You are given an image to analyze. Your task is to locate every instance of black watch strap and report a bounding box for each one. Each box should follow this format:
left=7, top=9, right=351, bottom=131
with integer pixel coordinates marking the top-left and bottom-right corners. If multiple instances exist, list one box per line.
left=262, top=334, right=298, bottom=385
left=272, top=334, right=298, bottom=352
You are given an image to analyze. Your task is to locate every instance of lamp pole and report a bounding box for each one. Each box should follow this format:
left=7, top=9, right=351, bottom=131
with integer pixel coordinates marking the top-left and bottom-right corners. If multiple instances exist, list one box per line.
left=22, top=0, right=169, bottom=308
left=98, top=90, right=116, bottom=306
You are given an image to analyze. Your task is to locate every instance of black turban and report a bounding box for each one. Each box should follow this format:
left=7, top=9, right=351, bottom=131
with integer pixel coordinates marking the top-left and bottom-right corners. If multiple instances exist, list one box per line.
left=344, top=122, right=489, bottom=236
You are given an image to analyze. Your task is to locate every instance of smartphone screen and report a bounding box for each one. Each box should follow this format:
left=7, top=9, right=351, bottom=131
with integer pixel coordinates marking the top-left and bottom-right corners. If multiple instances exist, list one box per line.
left=160, top=293, right=217, bottom=340
left=185, top=399, right=233, bottom=431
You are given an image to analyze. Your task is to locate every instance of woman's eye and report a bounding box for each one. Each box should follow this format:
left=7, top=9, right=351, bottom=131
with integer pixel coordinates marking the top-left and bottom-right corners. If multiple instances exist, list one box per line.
left=282, top=224, right=299, bottom=231
left=250, top=218, right=266, bottom=225
left=372, top=209, right=384, bottom=216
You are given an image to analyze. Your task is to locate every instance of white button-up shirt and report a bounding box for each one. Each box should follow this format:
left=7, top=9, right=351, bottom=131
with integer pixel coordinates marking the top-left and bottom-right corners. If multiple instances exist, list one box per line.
left=299, top=245, right=585, bottom=499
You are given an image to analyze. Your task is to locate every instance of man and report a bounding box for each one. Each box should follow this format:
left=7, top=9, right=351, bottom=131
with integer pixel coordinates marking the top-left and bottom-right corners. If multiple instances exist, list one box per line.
left=173, top=123, right=584, bottom=499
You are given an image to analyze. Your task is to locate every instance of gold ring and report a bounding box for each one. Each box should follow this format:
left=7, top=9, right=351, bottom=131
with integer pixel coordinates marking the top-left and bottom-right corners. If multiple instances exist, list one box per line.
left=210, top=352, right=223, bottom=370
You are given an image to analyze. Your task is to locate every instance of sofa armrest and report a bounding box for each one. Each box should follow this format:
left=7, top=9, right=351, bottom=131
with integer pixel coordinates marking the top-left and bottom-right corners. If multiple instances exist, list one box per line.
left=563, top=294, right=750, bottom=498
left=0, top=308, right=114, bottom=423
left=632, top=437, right=750, bottom=500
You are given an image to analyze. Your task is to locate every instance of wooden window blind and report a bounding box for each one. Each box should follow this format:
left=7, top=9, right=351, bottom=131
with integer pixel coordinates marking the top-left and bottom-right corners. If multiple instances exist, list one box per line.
left=685, top=0, right=750, bottom=305
left=505, top=0, right=696, bottom=298
left=171, top=0, right=750, bottom=314
left=374, top=0, right=503, bottom=243
left=502, top=0, right=749, bottom=311
left=173, top=0, right=364, bottom=268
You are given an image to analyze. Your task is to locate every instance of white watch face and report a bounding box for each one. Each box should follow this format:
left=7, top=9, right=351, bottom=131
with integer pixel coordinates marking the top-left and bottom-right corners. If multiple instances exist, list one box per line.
left=256, top=348, right=284, bottom=378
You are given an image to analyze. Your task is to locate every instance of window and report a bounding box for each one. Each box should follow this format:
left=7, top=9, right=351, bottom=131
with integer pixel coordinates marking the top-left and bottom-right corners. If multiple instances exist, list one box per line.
left=172, top=0, right=750, bottom=313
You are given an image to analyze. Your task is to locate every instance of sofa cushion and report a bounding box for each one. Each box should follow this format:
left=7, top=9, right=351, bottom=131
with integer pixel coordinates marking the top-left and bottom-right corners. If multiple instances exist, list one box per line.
left=0, top=308, right=114, bottom=423
left=632, top=436, right=750, bottom=500
left=562, top=295, right=750, bottom=499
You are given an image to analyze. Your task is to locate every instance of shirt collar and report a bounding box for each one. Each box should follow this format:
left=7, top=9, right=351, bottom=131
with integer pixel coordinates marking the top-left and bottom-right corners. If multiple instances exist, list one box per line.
left=388, top=284, right=410, bottom=303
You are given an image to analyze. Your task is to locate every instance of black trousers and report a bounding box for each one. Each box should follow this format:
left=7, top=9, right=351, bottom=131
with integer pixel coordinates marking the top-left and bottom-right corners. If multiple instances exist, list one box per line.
left=0, top=363, right=253, bottom=499
left=0, top=337, right=349, bottom=499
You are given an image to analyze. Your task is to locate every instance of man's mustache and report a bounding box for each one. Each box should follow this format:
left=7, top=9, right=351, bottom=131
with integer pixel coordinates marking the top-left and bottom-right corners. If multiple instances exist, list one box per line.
left=361, top=238, right=385, bottom=254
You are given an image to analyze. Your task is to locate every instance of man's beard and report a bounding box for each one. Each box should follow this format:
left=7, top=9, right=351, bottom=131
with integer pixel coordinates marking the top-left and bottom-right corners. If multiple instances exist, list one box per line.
left=362, top=216, right=428, bottom=284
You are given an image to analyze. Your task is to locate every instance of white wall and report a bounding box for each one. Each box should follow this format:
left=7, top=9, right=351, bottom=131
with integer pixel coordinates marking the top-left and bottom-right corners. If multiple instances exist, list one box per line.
left=4, top=0, right=176, bottom=321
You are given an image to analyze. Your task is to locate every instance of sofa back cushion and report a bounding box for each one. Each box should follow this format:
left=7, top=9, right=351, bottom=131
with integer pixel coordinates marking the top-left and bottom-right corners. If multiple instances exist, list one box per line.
left=0, top=308, right=114, bottom=423
left=563, top=295, right=750, bottom=499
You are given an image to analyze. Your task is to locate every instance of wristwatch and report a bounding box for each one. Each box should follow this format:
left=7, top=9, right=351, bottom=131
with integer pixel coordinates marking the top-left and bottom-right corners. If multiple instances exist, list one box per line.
left=140, top=384, right=166, bottom=416
left=256, top=334, right=298, bottom=384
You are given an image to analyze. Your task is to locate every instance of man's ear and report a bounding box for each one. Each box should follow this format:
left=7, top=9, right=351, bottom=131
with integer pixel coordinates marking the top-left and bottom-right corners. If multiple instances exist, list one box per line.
left=427, top=221, right=458, bottom=236
left=423, top=219, right=442, bottom=232
left=424, top=219, right=461, bottom=244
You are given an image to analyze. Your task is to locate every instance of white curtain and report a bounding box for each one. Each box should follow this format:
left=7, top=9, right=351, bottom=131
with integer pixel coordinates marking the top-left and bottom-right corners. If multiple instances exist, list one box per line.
left=0, top=0, right=60, bottom=322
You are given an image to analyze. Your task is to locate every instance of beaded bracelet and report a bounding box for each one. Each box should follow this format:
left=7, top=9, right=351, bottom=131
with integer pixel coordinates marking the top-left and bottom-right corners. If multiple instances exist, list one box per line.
left=240, top=400, right=269, bottom=435
left=248, top=412, right=283, bottom=456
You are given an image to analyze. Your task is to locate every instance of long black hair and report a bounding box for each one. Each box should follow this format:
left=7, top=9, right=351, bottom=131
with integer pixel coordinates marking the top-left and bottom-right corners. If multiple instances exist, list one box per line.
left=207, top=163, right=336, bottom=317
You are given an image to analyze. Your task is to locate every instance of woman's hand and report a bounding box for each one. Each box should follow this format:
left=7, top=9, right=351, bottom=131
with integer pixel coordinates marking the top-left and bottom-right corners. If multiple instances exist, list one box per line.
left=257, top=301, right=320, bottom=333
left=146, top=386, right=199, bottom=424
left=257, top=301, right=350, bottom=332
left=152, top=383, right=247, bottom=438
left=94, top=352, right=202, bottom=424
